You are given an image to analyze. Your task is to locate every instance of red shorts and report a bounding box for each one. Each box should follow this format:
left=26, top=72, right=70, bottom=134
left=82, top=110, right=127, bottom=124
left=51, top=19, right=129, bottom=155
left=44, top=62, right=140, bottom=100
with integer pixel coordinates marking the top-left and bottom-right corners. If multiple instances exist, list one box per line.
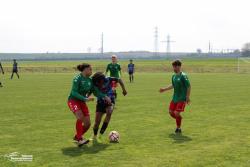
left=169, top=101, right=186, bottom=112
left=111, top=81, right=119, bottom=88
left=67, top=99, right=90, bottom=117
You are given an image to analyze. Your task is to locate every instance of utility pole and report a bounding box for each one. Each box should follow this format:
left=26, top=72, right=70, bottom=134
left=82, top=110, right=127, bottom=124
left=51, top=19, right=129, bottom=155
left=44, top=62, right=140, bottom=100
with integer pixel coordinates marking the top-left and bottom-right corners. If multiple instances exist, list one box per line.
left=154, top=27, right=159, bottom=56
left=101, top=32, right=104, bottom=56
left=161, top=34, right=175, bottom=57
left=208, top=41, right=212, bottom=53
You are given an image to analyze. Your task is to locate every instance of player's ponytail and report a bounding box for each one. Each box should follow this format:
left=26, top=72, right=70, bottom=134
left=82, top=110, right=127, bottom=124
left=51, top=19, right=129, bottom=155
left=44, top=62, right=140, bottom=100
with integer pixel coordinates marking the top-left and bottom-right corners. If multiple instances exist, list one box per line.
left=77, top=63, right=90, bottom=72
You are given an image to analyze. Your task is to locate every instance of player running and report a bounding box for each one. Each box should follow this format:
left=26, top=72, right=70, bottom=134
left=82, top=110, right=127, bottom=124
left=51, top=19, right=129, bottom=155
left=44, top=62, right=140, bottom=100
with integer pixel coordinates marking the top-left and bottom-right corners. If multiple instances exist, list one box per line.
left=159, top=60, right=191, bottom=133
left=10, top=59, right=20, bottom=79
left=67, top=63, right=111, bottom=147
left=91, top=72, right=127, bottom=140
left=0, top=62, right=4, bottom=87
left=127, top=59, right=135, bottom=83
left=105, top=55, right=121, bottom=99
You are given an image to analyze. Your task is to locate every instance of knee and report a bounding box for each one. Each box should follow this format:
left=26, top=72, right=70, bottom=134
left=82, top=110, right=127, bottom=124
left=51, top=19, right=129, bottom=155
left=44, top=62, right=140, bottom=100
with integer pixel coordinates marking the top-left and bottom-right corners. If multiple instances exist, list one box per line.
left=78, top=116, right=84, bottom=121
left=106, top=113, right=112, bottom=118
left=169, top=110, right=174, bottom=115
left=174, top=111, right=181, bottom=117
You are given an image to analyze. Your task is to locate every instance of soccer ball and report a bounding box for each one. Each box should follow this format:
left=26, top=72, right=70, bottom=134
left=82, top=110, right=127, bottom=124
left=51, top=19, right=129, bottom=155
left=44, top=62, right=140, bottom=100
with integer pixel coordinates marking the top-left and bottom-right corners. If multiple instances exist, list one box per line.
left=109, top=131, right=120, bottom=142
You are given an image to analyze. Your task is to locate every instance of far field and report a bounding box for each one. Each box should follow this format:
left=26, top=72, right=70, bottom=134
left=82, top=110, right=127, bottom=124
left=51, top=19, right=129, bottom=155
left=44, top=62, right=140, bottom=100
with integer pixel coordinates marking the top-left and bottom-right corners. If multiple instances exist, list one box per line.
left=0, top=58, right=242, bottom=73
left=0, top=59, right=249, bottom=167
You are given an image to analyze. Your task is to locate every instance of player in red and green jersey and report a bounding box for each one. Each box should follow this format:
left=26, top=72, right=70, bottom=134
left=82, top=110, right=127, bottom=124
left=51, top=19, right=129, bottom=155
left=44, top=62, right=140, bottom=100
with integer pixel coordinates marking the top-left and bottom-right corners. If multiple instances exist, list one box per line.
left=105, top=55, right=121, bottom=98
left=105, top=55, right=121, bottom=78
left=67, top=63, right=111, bottom=147
left=159, top=60, right=191, bottom=133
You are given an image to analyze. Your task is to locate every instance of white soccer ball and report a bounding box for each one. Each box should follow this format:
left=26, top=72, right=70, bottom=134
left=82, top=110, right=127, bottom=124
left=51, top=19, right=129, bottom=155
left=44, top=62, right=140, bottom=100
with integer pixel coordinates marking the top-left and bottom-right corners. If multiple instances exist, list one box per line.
left=109, top=131, right=120, bottom=142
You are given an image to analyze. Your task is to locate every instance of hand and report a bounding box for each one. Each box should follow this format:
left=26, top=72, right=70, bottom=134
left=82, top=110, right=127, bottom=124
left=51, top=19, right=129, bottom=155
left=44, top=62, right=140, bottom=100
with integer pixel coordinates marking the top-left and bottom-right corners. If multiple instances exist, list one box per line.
left=104, top=96, right=112, bottom=105
left=86, top=96, right=95, bottom=102
left=122, top=90, right=127, bottom=96
left=159, top=88, right=166, bottom=93
left=186, top=97, right=191, bottom=105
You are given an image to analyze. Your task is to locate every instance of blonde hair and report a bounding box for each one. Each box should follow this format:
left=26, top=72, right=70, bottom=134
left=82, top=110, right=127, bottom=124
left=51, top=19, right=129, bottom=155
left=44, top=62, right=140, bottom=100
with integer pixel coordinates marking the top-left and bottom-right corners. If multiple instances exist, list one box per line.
left=111, top=55, right=117, bottom=59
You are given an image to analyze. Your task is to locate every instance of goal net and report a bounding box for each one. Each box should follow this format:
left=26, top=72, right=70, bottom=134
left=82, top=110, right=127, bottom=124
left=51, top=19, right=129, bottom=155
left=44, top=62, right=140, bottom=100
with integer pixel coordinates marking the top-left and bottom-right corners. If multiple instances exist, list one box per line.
left=238, top=57, right=250, bottom=73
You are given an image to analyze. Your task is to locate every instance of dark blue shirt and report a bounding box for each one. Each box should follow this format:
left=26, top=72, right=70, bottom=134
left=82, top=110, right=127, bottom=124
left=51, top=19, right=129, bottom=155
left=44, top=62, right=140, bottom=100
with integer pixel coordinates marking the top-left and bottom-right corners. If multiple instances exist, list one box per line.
left=97, top=77, right=118, bottom=103
left=128, top=63, right=135, bottom=73
left=13, top=62, right=18, bottom=70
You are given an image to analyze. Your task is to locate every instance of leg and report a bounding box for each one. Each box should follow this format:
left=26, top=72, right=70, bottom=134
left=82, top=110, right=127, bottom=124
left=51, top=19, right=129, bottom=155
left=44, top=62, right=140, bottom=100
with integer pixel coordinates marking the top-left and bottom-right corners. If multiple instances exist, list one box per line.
left=93, top=112, right=104, bottom=136
left=74, top=110, right=84, bottom=140
left=82, top=115, right=91, bottom=136
left=114, top=89, right=117, bottom=99
left=129, top=74, right=132, bottom=82
left=16, top=72, right=20, bottom=79
left=169, top=101, right=176, bottom=119
left=169, top=109, right=176, bottom=119
left=11, top=72, right=14, bottom=79
left=132, top=74, right=134, bottom=82
left=174, top=111, right=182, bottom=129
left=174, top=102, right=185, bottom=130
left=100, top=105, right=113, bottom=134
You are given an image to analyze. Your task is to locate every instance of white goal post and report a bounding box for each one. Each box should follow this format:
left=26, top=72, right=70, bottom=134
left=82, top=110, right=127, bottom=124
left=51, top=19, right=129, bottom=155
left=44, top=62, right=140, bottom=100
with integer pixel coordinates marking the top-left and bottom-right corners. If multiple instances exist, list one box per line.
left=237, top=57, right=250, bottom=73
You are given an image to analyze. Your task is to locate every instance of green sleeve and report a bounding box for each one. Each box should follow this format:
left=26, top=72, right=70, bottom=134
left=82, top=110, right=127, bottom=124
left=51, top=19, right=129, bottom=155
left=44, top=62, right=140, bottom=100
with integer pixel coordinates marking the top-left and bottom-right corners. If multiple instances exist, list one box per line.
left=118, top=64, right=121, bottom=71
left=71, top=78, right=88, bottom=101
left=181, top=75, right=190, bottom=88
left=171, top=75, right=174, bottom=86
left=106, top=64, right=110, bottom=72
left=91, top=86, right=106, bottom=99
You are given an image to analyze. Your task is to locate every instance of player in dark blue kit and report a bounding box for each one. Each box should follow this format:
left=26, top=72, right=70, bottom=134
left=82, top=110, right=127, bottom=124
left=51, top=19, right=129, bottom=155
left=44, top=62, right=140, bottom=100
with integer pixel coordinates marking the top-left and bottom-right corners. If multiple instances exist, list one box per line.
left=10, top=59, right=20, bottom=79
left=91, top=72, right=127, bottom=140
left=0, top=62, right=4, bottom=87
left=128, top=59, right=135, bottom=83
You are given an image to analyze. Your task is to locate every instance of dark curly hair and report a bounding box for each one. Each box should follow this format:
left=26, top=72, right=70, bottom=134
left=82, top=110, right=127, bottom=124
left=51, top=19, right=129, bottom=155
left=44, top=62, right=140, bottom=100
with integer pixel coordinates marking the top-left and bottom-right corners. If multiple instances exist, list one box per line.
left=172, top=59, right=182, bottom=67
left=77, top=63, right=91, bottom=72
left=92, top=72, right=106, bottom=86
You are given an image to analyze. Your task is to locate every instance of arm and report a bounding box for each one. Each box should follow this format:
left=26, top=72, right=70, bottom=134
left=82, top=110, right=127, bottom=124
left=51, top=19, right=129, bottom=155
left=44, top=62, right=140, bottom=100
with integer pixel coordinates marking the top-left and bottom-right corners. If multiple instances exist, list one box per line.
left=182, top=74, right=191, bottom=104
left=91, top=85, right=112, bottom=104
left=159, top=84, right=173, bottom=93
left=71, top=80, right=88, bottom=102
left=119, top=65, right=122, bottom=77
left=91, top=86, right=106, bottom=99
left=105, top=65, right=109, bottom=75
left=118, top=78, right=127, bottom=96
left=186, top=85, right=191, bottom=104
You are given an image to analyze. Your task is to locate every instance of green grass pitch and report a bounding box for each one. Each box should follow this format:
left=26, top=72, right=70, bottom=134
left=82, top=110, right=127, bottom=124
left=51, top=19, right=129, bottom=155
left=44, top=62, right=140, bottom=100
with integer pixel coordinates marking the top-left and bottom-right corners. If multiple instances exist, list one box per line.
left=0, top=60, right=249, bottom=167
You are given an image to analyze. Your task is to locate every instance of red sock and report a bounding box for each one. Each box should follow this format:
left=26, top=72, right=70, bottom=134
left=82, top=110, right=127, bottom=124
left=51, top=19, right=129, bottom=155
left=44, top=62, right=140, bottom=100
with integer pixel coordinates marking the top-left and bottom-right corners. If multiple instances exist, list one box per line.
left=175, top=115, right=182, bottom=128
left=75, top=119, right=83, bottom=140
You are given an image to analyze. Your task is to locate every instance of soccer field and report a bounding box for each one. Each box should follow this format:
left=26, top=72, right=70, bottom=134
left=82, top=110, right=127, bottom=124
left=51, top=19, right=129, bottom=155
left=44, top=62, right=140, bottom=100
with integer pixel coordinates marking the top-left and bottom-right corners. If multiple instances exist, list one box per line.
left=0, top=60, right=250, bottom=167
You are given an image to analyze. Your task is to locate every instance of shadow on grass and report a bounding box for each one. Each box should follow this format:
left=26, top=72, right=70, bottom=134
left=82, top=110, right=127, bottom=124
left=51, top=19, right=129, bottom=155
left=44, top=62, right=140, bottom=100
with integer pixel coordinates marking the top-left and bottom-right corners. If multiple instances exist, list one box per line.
left=62, top=141, right=110, bottom=157
left=168, top=133, right=192, bottom=143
